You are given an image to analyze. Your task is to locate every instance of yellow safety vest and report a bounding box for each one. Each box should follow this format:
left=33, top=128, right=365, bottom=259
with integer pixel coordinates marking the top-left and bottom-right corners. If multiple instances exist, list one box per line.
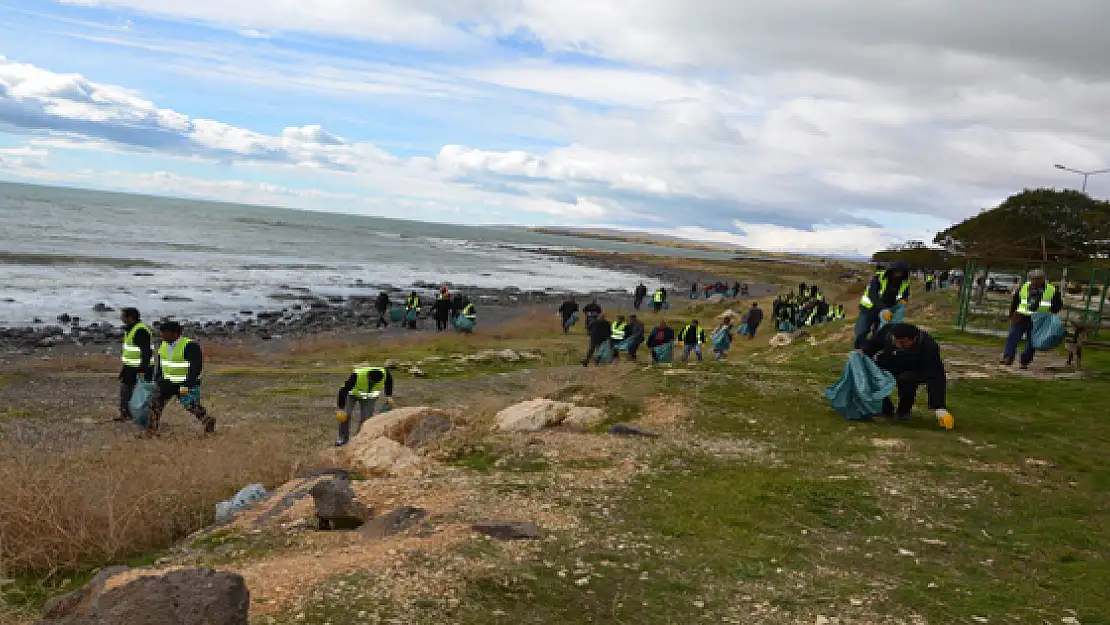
left=860, top=271, right=909, bottom=309
left=1016, top=282, right=1056, bottom=316
left=157, top=338, right=196, bottom=384
left=352, top=366, right=387, bottom=400
left=681, top=325, right=704, bottom=344
left=611, top=322, right=627, bottom=341
left=121, top=322, right=149, bottom=367
left=406, top=296, right=420, bottom=309
left=653, top=290, right=664, bottom=303
left=462, top=303, right=476, bottom=319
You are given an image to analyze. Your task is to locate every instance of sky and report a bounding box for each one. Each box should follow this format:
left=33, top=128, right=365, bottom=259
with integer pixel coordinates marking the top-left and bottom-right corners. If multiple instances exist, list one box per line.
left=2, top=1, right=1109, bottom=256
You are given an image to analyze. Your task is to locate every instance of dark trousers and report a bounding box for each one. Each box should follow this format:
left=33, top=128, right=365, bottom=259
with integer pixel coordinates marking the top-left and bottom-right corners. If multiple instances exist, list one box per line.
left=853, top=306, right=881, bottom=349
left=583, top=339, right=607, bottom=366
left=376, top=310, right=388, bottom=328
left=435, top=313, right=450, bottom=331
left=1003, top=318, right=1036, bottom=365
left=627, top=338, right=642, bottom=360
left=119, top=381, right=135, bottom=420
left=881, top=371, right=946, bottom=415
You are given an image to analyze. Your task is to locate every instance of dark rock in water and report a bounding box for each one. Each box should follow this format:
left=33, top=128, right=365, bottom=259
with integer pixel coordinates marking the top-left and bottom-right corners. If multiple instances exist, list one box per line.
left=310, top=477, right=370, bottom=530
left=239, top=310, right=253, bottom=316
left=38, top=568, right=248, bottom=625
left=472, top=521, right=539, bottom=541
left=608, top=423, right=660, bottom=438
left=70, top=317, right=81, bottom=326
left=292, top=304, right=303, bottom=311
left=57, top=313, right=72, bottom=324
left=360, top=507, right=427, bottom=539
left=32, top=317, right=43, bottom=324
left=132, top=271, right=155, bottom=277
left=1, top=298, right=15, bottom=303
left=404, top=413, right=453, bottom=449
left=162, top=295, right=193, bottom=302
left=92, top=302, right=113, bottom=313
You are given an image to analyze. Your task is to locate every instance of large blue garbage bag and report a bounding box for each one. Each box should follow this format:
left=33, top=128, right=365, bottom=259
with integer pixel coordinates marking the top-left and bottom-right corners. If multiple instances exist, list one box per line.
left=453, top=315, right=476, bottom=333
left=879, top=303, right=906, bottom=328
left=778, top=321, right=795, bottom=332
left=825, top=353, right=897, bottom=421
left=594, top=341, right=615, bottom=364
left=652, top=343, right=673, bottom=363
left=405, top=308, right=418, bottom=324
left=389, top=307, right=405, bottom=323
left=563, top=312, right=579, bottom=331
left=1031, top=312, right=1066, bottom=350
left=129, top=379, right=154, bottom=427
left=711, top=328, right=731, bottom=351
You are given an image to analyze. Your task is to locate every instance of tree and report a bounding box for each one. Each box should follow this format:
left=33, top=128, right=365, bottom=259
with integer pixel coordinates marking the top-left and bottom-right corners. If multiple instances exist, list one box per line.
left=871, top=241, right=953, bottom=269
left=933, top=188, right=1110, bottom=264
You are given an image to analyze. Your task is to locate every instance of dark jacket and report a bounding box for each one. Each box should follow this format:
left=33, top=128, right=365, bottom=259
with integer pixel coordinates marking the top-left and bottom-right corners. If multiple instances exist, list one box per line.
left=559, top=301, right=579, bottom=318
left=862, top=324, right=945, bottom=382
left=589, top=319, right=612, bottom=344
left=634, top=285, right=648, bottom=300
left=680, top=325, right=706, bottom=344
left=1009, top=284, right=1064, bottom=317
left=583, top=302, right=602, bottom=315
left=375, top=293, right=391, bottom=312
left=119, top=322, right=153, bottom=383
left=155, top=339, right=203, bottom=391
left=744, top=307, right=764, bottom=326
left=337, top=368, right=394, bottom=408
left=866, top=272, right=910, bottom=310
left=647, top=326, right=675, bottom=347
left=433, top=297, right=453, bottom=317
left=626, top=319, right=645, bottom=342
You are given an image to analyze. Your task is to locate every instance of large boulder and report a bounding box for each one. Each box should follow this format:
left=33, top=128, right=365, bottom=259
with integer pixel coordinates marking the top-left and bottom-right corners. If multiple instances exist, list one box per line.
left=493, top=399, right=572, bottom=432
left=310, top=477, right=370, bottom=530
left=353, top=407, right=451, bottom=447
left=37, top=568, right=249, bottom=625
left=564, top=406, right=606, bottom=427
left=341, top=436, right=424, bottom=477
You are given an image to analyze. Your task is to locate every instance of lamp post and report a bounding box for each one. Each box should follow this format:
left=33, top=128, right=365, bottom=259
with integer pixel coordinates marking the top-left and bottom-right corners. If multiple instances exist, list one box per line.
left=1054, top=163, right=1110, bottom=193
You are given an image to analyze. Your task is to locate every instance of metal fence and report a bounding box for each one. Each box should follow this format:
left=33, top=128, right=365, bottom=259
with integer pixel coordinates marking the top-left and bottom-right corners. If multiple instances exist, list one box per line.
left=955, top=258, right=1109, bottom=335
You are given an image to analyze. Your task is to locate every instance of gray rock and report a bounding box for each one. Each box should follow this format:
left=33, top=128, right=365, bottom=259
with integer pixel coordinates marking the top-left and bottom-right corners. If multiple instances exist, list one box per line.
left=92, top=303, right=113, bottom=313
left=41, top=566, right=129, bottom=621
left=608, top=423, right=660, bottom=438
left=38, top=568, right=248, bottom=625
left=360, top=507, right=427, bottom=539
left=472, top=521, right=540, bottom=541
left=404, top=413, right=453, bottom=449
left=310, top=477, right=370, bottom=530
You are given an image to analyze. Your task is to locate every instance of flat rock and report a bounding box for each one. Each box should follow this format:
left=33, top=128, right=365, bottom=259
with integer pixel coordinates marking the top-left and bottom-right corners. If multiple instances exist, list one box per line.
left=352, top=407, right=447, bottom=444
left=608, top=423, right=660, bottom=438
left=340, top=436, right=424, bottom=477
left=564, top=406, right=606, bottom=427
left=472, top=521, right=540, bottom=541
left=494, top=399, right=574, bottom=432
left=360, top=507, right=427, bottom=539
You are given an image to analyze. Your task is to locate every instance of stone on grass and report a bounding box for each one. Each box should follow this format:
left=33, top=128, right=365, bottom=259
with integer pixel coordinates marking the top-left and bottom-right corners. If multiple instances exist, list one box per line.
left=564, top=406, right=606, bottom=427
left=342, top=436, right=424, bottom=477
left=351, top=407, right=448, bottom=446
left=608, top=423, right=660, bottom=438
left=310, top=477, right=370, bottom=530
left=472, top=521, right=540, bottom=540
left=38, top=568, right=248, bottom=625
left=360, top=507, right=427, bottom=539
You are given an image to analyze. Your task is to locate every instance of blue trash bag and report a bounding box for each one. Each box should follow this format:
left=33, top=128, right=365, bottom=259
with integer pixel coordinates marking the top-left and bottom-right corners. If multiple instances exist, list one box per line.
left=405, top=308, right=418, bottom=324
left=737, top=322, right=749, bottom=336
left=613, top=336, right=634, bottom=352
left=689, top=293, right=698, bottom=300
left=778, top=321, right=795, bottom=332
left=453, top=315, right=476, bottom=333
left=1031, top=312, right=1066, bottom=350
left=879, top=303, right=906, bottom=328
left=595, top=340, right=615, bottom=364
left=564, top=312, right=580, bottom=330
left=652, top=343, right=673, bottom=363
left=129, top=379, right=154, bottom=427
left=389, top=307, right=405, bottom=323
left=825, top=353, right=897, bottom=421
left=711, top=328, right=731, bottom=351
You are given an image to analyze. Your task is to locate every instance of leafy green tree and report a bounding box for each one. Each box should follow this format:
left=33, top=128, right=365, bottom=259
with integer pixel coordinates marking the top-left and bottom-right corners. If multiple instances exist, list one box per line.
left=871, top=241, right=952, bottom=269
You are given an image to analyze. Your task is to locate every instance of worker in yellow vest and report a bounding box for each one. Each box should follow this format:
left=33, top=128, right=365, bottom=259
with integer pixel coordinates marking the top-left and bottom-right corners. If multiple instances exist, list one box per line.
left=335, top=364, right=395, bottom=446
left=117, top=307, right=152, bottom=422
left=854, top=260, right=910, bottom=349
left=610, top=315, right=628, bottom=359
left=1001, top=269, right=1063, bottom=369
left=148, top=321, right=214, bottom=435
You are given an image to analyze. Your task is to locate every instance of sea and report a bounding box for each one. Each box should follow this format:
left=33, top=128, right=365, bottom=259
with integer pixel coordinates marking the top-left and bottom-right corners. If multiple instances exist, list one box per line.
left=0, top=182, right=736, bottom=326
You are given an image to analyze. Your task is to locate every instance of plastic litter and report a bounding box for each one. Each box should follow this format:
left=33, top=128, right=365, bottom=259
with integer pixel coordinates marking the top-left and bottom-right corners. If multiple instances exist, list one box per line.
left=825, top=353, right=897, bottom=421
left=453, top=315, right=476, bottom=333
left=388, top=307, right=405, bottom=323
left=1030, top=312, right=1066, bottom=350
left=404, top=308, right=419, bottom=324
left=214, top=483, right=268, bottom=524
left=711, top=328, right=731, bottom=351
left=652, top=343, right=673, bottom=363
left=129, top=379, right=154, bottom=427
left=594, top=340, right=615, bottom=364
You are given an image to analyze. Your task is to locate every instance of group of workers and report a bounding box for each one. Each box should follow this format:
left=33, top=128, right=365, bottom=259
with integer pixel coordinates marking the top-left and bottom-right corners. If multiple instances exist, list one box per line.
left=113, top=262, right=1066, bottom=442
left=374, top=287, right=476, bottom=332
left=690, top=281, right=749, bottom=299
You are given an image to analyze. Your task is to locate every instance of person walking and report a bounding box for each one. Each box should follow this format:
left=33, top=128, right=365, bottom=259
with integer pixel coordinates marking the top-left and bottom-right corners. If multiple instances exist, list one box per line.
left=652, top=287, right=667, bottom=312
left=146, top=321, right=214, bottom=436
left=625, top=314, right=645, bottom=361
left=690, top=282, right=699, bottom=299
left=583, top=299, right=603, bottom=331
left=117, top=307, right=153, bottom=422
left=582, top=312, right=612, bottom=366
left=634, top=283, right=648, bottom=310
left=711, top=316, right=734, bottom=361
left=854, top=260, right=911, bottom=349
left=680, top=319, right=706, bottom=363
left=404, top=291, right=421, bottom=330
left=433, top=289, right=453, bottom=331
left=1001, top=269, right=1063, bottom=369
left=859, top=323, right=954, bottom=429
left=559, top=297, right=579, bottom=334
left=647, top=319, right=675, bottom=363
left=375, top=291, right=391, bottom=328
left=334, top=364, right=394, bottom=446
left=742, top=302, right=763, bottom=339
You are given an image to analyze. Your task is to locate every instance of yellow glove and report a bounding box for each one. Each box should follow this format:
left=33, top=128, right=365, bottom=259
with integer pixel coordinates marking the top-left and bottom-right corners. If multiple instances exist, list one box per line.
left=178, top=387, right=190, bottom=396
left=935, top=409, right=954, bottom=430
left=336, top=410, right=348, bottom=423
left=386, top=397, right=395, bottom=408
left=898, top=299, right=908, bottom=305
left=881, top=310, right=894, bottom=322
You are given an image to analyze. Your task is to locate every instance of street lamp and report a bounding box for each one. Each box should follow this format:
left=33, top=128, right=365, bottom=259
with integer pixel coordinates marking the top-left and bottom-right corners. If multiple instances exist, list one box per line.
left=1054, top=163, right=1110, bottom=193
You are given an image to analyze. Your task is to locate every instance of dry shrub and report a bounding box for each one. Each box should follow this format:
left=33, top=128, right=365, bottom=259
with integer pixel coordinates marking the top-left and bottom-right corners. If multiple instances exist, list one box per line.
left=0, top=426, right=316, bottom=577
